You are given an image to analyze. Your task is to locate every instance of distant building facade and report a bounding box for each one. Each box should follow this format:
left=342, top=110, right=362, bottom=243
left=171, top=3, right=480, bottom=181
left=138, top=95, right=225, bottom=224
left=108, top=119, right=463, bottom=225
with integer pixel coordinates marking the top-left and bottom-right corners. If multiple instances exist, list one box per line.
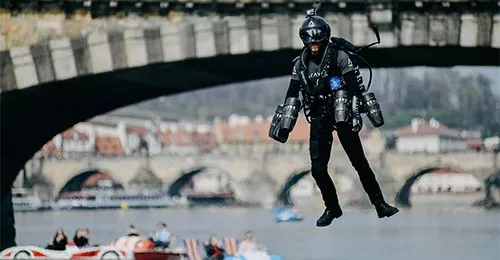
left=216, top=114, right=310, bottom=154
left=40, top=116, right=219, bottom=158
left=39, top=113, right=391, bottom=158
left=396, top=118, right=467, bottom=153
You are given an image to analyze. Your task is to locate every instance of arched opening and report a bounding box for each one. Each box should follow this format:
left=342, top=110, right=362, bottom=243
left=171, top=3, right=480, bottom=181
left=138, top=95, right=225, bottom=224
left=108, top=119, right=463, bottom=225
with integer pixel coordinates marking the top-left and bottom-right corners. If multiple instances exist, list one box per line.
left=396, top=166, right=483, bottom=207
left=168, top=167, right=207, bottom=198
left=276, top=170, right=312, bottom=207
left=168, top=167, right=236, bottom=205
left=57, top=169, right=123, bottom=199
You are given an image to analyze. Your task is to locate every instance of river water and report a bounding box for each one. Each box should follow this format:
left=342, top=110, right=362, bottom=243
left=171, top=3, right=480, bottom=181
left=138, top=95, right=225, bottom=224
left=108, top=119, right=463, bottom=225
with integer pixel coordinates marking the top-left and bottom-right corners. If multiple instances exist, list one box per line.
left=14, top=207, right=499, bottom=260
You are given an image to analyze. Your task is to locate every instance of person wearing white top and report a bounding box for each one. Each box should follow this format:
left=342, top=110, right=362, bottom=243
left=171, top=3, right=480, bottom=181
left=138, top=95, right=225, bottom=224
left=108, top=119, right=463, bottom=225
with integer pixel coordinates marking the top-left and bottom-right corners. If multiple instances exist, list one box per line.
left=237, top=231, right=270, bottom=260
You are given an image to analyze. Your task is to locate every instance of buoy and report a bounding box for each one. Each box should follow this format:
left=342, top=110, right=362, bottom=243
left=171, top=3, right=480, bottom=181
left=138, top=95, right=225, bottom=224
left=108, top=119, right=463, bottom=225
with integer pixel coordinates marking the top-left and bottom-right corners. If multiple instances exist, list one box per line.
left=121, top=201, right=129, bottom=211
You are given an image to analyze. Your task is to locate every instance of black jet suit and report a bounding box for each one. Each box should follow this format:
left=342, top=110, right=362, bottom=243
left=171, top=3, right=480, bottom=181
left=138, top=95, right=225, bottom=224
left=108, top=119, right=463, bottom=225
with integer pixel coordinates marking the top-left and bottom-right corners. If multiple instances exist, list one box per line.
left=285, top=42, right=394, bottom=225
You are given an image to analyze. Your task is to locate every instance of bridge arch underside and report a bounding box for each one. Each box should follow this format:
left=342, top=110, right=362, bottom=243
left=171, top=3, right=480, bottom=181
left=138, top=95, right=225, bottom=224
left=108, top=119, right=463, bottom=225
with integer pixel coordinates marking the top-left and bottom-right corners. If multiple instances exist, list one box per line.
left=2, top=46, right=499, bottom=188
left=167, top=166, right=233, bottom=198
left=276, top=170, right=311, bottom=207
left=57, top=169, right=124, bottom=198
left=168, top=167, right=207, bottom=198
left=395, top=166, right=478, bottom=208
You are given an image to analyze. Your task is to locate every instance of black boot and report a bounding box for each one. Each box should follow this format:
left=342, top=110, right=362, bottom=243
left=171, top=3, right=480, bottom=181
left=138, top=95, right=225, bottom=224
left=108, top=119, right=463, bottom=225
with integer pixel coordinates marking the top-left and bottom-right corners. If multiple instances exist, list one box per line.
left=316, top=207, right=343, bottom=227
left=374, top=201, right=399, bottom=218
left=370, top=193, right=399, bottom=218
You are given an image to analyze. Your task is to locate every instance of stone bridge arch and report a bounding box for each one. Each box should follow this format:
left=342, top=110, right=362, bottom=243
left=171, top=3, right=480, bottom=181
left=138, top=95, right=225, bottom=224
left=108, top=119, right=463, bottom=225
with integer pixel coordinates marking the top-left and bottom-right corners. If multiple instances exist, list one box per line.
left=384, top=152, right=496, bottom=182
left=276, top=169, right=311, bottom=207
left=394, top=165, right=485, bottom=207
left=57, top=168, right=124, bottom=198
left=167, top=167, right=206, bottom=198
left=42, top=156, right=149, bottom=197
left=167, top=166, right=240, bottom=200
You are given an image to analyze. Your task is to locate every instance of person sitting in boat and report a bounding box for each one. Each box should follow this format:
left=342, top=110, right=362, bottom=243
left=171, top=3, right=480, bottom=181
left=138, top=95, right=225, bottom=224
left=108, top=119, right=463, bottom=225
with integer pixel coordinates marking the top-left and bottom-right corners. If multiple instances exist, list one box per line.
left=127, top=225, right=140, bottom=237
left=152, top=222, right=171, bottom=249
left=204, top=235, right=225, bottom=260
left=73, top=228, right=90, bottom=248
left=237, top=231, right=270, bottom=260
left=46, top=228, right=68, bottom=251
left=83, top=228, right=93, bottom=246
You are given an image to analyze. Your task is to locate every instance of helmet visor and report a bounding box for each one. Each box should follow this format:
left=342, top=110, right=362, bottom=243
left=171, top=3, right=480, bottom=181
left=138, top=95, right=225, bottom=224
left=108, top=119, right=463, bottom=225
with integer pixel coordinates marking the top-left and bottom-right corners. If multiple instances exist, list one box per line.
left=300, top=28, right=328, bottom=44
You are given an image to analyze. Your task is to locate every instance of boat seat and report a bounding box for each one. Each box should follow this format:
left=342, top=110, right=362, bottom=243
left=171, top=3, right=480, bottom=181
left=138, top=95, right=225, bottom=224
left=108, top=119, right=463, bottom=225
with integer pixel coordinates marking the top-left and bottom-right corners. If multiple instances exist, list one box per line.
left=184, top=238, right=207, bottom=260
left=222, top=237, right=239, bottom=256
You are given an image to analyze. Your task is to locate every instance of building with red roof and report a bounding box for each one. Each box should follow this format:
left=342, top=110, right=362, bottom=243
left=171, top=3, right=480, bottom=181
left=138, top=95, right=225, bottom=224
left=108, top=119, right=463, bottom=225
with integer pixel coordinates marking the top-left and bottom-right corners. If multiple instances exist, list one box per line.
left=94, top=135, right=125, bottom=156
left=216, top=114, right=310, bottom=154
left=42, top=126, right=96, bottom=159
left=158, top=122, right=218, bottom=154
left=395, top=118, right=467, bottom=153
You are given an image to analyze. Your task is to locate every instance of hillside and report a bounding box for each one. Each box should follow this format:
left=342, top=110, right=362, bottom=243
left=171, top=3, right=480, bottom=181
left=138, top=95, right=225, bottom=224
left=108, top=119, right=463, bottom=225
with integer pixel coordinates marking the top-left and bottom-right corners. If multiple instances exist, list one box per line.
left=109, top=68, right=500, bottom=136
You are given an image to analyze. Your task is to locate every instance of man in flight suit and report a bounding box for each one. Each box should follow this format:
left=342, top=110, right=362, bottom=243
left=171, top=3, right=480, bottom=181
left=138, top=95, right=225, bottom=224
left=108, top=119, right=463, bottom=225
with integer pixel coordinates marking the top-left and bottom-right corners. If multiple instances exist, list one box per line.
left=283, top=15, right=399, bottom=227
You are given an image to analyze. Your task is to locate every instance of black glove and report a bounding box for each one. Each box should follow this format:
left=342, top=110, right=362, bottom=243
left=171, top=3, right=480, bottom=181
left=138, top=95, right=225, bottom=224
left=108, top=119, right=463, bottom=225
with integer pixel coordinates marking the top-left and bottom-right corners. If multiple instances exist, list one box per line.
left=351, top=95, right=363, bottom=132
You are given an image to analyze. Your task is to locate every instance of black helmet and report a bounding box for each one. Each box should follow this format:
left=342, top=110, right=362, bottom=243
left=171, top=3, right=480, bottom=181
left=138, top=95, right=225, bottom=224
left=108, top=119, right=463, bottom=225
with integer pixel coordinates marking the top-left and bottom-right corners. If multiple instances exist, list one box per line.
left=299, top=16, right=331, bottom=45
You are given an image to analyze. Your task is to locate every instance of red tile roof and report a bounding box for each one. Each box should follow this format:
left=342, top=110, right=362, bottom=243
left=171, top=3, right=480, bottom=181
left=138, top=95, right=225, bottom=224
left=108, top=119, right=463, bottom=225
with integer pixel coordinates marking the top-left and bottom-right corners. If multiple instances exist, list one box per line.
left=397, top=119, right=460, bottom=137
left=172, top=128, right=193, bottom=146
left=158, top=127, right=216, bottom=149
left=192, top=132, right=218, bottom=151
left=218, top=120, right=270, bottom=144
left=126, top=126, right=149, bottom=137
left=157, top=130, right=173, bottom=145
left=95, top=136, right=124, bottom=156
left=218, top=115, right=310, bottom=144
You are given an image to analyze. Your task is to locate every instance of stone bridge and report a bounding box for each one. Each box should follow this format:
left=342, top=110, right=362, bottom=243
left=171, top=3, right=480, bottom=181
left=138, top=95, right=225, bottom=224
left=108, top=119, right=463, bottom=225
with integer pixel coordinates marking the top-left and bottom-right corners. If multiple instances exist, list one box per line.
left=29, top=150, right=497, bottom=201
left=2, top=0, right=499, bottom=92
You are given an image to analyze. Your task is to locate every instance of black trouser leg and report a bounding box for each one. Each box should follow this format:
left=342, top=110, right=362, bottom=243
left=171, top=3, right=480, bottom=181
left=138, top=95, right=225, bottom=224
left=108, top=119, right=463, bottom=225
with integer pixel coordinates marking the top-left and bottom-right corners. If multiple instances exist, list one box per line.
left=336, top=124, right=384, bottom=203
left=309, top=118, right=341, bottom=209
